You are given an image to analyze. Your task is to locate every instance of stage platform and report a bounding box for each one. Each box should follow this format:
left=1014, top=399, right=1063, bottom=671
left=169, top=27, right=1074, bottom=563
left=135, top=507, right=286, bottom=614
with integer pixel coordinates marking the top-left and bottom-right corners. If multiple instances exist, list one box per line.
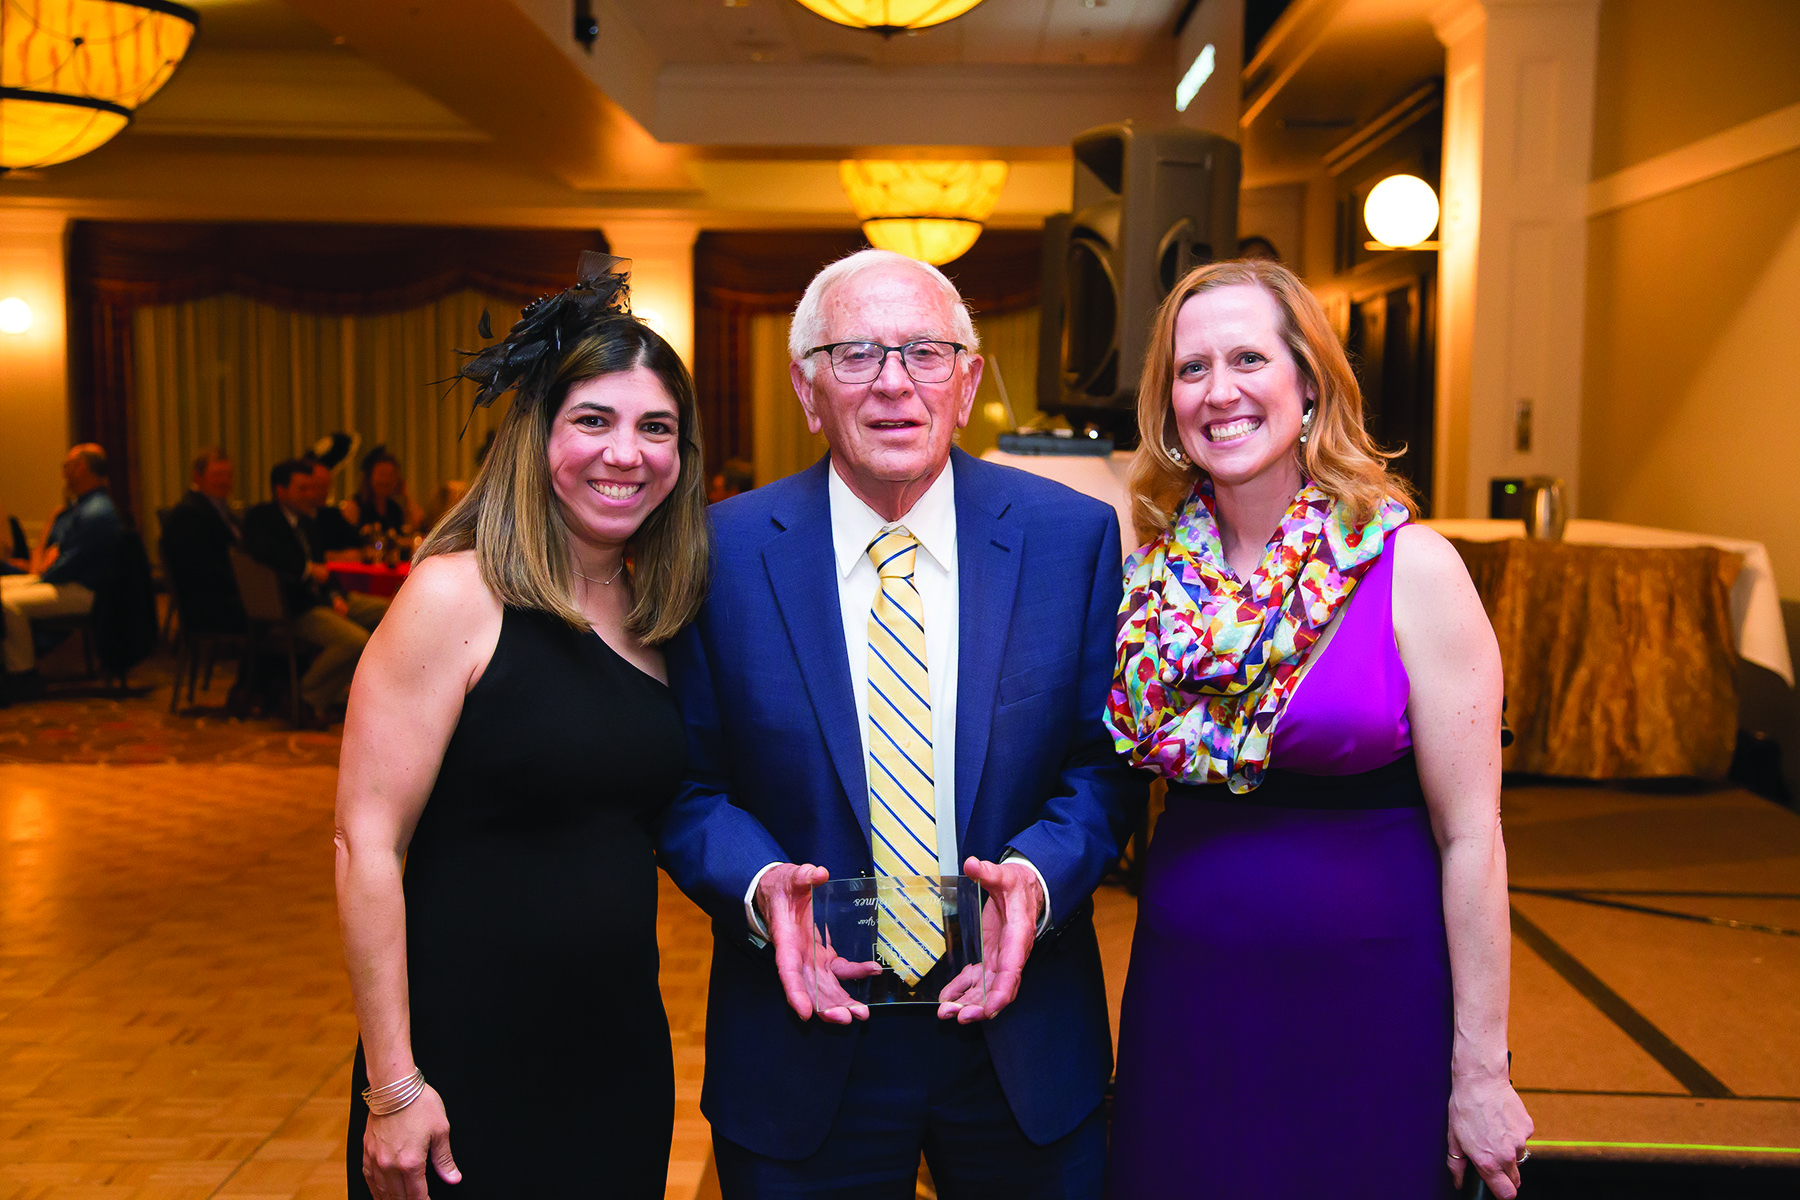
left=1096, top=779, right=1800, bottom=1195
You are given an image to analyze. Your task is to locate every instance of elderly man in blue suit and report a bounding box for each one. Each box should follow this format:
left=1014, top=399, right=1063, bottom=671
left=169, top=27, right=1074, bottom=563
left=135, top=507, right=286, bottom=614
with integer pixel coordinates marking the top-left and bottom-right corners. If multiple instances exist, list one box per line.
left=657, top=249, right=1144, bottom=1199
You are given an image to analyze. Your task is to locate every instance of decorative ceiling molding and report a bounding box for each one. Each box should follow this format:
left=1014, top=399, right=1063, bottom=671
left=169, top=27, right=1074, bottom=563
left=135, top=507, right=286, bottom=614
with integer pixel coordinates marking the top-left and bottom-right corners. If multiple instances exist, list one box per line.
left=1587, top=99, right=1800, bottom=217
left=130, top=52, right=488, bottom=142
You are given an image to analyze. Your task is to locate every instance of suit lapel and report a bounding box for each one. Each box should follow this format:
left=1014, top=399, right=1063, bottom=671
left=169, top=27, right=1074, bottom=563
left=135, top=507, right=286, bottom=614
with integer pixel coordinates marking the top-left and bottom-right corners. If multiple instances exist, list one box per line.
left=763, top=460, right=872, bottom=839
left=952, top=452, right=1022, bottom=850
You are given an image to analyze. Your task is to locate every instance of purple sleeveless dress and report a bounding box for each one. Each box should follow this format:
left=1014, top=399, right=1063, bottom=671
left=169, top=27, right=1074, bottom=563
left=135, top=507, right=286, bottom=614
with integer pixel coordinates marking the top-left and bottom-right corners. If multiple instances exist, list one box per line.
left=1108, top=542, right=1456, bottom=1199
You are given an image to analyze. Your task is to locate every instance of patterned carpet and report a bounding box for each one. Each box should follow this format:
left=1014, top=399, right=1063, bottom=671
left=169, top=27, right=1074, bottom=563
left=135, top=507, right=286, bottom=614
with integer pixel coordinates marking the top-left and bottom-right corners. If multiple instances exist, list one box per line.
left=0, top=643, right=343, bottom=766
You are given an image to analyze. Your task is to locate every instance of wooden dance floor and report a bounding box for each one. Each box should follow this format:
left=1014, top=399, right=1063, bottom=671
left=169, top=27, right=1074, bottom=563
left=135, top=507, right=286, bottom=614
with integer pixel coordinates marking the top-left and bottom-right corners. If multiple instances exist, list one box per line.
left=1, top=754, right=1796, bottom=1197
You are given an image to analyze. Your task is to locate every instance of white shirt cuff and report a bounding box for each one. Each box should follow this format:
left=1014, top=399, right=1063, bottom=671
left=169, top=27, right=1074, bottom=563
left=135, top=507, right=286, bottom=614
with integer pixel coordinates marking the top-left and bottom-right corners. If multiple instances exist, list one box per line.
left=999, top=851, right=1053, bottom=937
left=743, top=861, right=783, bottom=945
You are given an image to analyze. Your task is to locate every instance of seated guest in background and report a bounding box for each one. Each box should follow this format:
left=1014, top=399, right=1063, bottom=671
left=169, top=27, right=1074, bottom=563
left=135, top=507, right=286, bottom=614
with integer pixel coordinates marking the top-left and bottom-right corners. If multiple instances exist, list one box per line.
left=343, top=445, right=422, bottom=534
left=416, top=479, right=467, bottom=535
left=707, top=456, right=755, bottom=504
left=1104, top=259, right=1531, bottom=1199
left=1, top=444, right=122, bottom=687
left=335, top=258, right=709, bottom=1199
left=243, top=458, right=388, bottom=723
left=305, top=456, right=366, bottom=560
left=160, top=447, right=245, bottom=633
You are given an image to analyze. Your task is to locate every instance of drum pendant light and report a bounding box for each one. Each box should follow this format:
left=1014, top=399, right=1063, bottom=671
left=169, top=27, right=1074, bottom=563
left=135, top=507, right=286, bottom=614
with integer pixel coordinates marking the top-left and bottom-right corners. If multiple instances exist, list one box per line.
left=840, top=160, right=1008, bottom=266
left=1, top=0, right=199, bottom=172
left=791, top=1, right=986, bottom=38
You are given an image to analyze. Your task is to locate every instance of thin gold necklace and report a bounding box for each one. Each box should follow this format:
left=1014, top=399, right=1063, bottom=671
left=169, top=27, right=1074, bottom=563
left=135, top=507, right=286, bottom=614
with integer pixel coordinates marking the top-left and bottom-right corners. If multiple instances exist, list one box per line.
left=573, top=561, right=626, bottom=586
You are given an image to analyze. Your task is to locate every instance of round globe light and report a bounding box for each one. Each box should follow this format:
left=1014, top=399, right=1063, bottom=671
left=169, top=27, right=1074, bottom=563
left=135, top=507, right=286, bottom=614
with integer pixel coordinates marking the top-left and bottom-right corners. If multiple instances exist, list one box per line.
left=0, top=297, right=32, bottom=335
left=1363, top=174, right=1440, bottom=248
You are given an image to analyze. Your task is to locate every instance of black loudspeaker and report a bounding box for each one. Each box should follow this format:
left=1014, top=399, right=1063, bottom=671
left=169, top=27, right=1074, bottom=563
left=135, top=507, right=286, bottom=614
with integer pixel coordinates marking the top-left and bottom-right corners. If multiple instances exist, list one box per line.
left=1038, top=123, right=1241, bottom=438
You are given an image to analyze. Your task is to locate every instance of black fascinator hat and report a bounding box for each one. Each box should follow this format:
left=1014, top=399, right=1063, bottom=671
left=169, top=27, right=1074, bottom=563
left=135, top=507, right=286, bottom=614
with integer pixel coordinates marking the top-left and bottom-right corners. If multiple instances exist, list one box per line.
left=457, top=251, right=635, bottom=414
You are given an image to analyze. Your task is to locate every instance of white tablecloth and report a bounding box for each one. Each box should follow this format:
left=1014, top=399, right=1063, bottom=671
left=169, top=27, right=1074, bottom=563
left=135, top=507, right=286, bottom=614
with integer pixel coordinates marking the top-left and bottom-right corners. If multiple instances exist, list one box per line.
left=1425, top=518, right=1793, bottom=686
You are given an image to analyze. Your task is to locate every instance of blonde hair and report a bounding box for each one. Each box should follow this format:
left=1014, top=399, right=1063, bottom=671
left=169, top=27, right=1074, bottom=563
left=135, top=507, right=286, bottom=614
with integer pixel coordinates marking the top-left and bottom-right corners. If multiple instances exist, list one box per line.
left=418, top=318, right=711, bottom=645
left=1128, top=258, right=1414, bottom=544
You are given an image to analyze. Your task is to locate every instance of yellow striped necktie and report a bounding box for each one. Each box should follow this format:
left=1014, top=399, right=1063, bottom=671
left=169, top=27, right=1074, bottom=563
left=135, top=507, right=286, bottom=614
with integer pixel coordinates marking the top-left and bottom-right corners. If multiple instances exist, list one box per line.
left=866, top=526, right=945, bottom=985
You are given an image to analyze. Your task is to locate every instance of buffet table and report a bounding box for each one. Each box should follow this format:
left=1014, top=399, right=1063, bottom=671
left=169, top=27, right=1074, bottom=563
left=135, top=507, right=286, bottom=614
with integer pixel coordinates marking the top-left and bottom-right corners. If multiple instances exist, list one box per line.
left=1425, top=520, right=1793, bottom=780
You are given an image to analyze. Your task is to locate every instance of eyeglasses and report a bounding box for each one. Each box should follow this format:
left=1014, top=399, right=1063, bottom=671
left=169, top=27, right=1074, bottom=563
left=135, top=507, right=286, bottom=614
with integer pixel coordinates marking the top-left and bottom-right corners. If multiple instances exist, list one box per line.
left=806, top=340, right=966, bottom=384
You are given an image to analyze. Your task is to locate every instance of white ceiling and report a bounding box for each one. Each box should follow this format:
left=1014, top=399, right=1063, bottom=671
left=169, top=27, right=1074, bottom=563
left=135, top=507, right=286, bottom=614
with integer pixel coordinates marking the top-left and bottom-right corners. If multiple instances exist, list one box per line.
left=612, top=0, right=1185, bottom=68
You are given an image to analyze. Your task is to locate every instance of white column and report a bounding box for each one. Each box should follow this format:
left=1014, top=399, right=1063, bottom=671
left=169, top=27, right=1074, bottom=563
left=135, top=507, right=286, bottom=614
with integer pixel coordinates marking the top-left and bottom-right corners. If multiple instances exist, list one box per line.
left=598, top=219, right=700, bottom=370
left=0, top=210, right=72, bottom=528
left=1430, top=0, right=1600, bottom=517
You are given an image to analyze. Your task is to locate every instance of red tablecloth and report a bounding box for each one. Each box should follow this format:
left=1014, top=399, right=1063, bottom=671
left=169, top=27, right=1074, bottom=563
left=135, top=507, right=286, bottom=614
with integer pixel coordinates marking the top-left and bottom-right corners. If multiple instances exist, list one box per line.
left=329, top=562, right=410, bottom=597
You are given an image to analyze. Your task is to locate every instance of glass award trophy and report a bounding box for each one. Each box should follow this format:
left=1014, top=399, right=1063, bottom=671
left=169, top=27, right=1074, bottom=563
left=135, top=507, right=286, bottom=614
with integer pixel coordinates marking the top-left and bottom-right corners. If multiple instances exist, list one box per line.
left=808, top=875, right=986, bottom=1008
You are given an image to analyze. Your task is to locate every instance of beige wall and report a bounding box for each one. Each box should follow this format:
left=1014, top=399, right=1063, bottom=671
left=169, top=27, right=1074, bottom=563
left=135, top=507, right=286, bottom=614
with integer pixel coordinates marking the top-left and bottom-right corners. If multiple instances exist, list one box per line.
left=1581, top=0, right=1800, bottom=597
left=1591, top=0, right=1800, bottom=178
left=0, top=213, right=72, bottom=527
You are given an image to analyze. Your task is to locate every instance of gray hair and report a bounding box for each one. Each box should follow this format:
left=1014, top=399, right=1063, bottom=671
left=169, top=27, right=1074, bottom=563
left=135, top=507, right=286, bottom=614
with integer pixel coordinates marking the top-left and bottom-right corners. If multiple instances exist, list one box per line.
left=788, top=249, right=981, bottom=381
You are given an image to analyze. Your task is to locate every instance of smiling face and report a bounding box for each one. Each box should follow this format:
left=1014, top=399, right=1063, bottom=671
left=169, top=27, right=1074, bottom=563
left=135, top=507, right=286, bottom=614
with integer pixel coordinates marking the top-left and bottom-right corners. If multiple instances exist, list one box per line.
left=790, top=261, right=982, bottom=520
left=1170, top=283, right=1314, bottom=495
left=547, top=365, right=683, bottom=556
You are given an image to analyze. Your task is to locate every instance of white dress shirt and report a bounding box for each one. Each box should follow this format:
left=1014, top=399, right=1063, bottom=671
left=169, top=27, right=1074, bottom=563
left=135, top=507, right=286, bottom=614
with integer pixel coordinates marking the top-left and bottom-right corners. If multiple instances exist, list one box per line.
left=744, top=460, right=1049, bottom=936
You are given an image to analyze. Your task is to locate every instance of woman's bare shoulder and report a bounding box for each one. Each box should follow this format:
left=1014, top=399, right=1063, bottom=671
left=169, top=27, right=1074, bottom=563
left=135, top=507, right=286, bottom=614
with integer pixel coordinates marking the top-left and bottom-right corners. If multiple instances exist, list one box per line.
left=1391, top=524, right=1476, bottom=597
left=380, top=552, right=502, bottom=656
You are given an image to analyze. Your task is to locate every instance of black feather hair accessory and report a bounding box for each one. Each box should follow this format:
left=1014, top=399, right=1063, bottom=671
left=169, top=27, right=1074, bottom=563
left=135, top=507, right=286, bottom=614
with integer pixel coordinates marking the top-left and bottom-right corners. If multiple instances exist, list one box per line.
left=456, top=251, right=634, bottom=413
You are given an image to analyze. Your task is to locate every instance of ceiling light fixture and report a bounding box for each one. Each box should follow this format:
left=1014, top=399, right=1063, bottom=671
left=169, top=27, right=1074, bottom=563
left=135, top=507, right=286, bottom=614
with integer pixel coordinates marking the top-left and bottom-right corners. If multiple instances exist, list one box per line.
left=840, top=159, right=1008, bottom=266
left=1363, top=174, right=1441, bottom=249
left=791, top=0, right=986, bottom=38
left=0, top=0, right=199, bottom=172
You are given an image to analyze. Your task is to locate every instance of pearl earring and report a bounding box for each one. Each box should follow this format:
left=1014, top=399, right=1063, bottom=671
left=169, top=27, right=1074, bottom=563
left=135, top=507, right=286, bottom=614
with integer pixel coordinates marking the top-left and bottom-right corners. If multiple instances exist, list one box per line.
left=1166, top=443, right=1186, bottom=465
left=1299, top=406, right=1314, bottom=445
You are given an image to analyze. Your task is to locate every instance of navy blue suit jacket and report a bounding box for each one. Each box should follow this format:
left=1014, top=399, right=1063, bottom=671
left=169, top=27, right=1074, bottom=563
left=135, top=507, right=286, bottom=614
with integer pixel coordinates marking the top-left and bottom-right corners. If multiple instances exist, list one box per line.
left=657, top=449, right=1145, bottom=1160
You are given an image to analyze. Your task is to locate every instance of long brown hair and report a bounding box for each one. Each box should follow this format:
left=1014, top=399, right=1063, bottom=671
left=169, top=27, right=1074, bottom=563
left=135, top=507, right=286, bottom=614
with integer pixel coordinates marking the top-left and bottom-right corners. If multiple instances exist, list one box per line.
left=418, top=317, right=711, bottom=645
left=1128, top=258, right=1414, bottom=544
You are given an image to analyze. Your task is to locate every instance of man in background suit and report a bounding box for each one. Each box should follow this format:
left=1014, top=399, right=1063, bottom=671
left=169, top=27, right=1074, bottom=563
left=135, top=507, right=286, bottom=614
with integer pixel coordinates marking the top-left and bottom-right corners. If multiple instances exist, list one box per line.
left=243, top=458, right=386, bottom=723
left=657, top=250, right=1143, bottom=1198
left=305, top=456, right=365, bottom=557
left=160, top=447, right=245, bottom=633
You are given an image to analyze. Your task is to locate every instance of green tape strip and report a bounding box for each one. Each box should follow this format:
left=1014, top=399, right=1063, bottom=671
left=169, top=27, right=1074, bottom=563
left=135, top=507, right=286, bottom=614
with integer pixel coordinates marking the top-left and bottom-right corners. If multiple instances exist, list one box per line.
left=1531, top=1140, right=1800, bottom=1155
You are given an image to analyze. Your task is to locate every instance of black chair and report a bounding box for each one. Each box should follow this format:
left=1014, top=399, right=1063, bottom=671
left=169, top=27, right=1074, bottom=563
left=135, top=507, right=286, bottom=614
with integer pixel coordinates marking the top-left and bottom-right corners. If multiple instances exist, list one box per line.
left=27, top=530, right=156, bottom=690
left=155, top=506, right=178, bottom=644
left=29, top=609, right=99, bottom=678
left=161, top=534, right=244, bottom=713
left=228, top=547, right=304, bottom=728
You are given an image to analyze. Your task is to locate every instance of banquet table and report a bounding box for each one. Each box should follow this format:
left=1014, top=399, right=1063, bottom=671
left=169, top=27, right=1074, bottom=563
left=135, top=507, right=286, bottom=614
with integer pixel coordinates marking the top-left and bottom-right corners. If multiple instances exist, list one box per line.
left=1423, top=519, right=1793, bottom=780
left=328, top=561, right=410, bottom=598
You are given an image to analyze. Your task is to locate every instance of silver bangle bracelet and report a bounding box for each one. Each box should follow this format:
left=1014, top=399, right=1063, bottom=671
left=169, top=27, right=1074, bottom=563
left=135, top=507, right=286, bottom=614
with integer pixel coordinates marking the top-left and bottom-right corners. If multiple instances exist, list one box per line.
left=362, top=1068, right=426, bottom=1116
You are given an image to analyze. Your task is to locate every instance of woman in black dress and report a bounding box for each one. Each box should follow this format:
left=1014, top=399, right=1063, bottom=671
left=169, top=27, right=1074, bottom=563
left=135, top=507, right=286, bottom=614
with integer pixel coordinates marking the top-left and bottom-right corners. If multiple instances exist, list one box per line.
left=334, top=257, right=711, bottom=1199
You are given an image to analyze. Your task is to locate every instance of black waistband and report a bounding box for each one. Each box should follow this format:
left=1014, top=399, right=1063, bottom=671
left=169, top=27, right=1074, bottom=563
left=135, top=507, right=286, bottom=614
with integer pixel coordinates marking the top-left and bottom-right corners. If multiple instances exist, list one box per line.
left=1165, top=750, right=1427, bottom=810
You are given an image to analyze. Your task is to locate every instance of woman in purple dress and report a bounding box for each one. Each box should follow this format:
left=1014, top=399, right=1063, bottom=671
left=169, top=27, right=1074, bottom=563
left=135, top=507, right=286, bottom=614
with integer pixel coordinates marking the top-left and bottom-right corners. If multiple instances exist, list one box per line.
left=1105, top=260, right=1533, bottom=1199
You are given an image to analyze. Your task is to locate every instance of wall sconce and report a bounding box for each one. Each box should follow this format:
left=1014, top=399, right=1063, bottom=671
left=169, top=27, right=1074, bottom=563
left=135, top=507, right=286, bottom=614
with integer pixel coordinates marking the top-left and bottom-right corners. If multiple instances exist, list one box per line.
left=1363, top=174, right=1441, bottom=250
left=0, top=297, right=31, bottom=335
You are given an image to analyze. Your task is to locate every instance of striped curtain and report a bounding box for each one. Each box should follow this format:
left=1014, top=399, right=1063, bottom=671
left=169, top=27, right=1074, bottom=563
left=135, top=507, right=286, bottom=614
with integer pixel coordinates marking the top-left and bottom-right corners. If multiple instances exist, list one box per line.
left=748, top=306, right=1043, bottom=486
left=132, top=291, right=518, bottom=526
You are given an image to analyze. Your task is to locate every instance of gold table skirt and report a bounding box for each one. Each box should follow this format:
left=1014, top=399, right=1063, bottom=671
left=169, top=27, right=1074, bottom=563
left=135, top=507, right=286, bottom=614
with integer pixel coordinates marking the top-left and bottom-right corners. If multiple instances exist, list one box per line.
left=1448, top=538, right=1743, bottom=779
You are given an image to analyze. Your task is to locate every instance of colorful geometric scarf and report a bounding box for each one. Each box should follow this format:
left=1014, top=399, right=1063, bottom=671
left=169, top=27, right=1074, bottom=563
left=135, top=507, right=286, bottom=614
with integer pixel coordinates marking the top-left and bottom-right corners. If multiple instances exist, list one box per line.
left=1106, top=479, right=1410, bottom=793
